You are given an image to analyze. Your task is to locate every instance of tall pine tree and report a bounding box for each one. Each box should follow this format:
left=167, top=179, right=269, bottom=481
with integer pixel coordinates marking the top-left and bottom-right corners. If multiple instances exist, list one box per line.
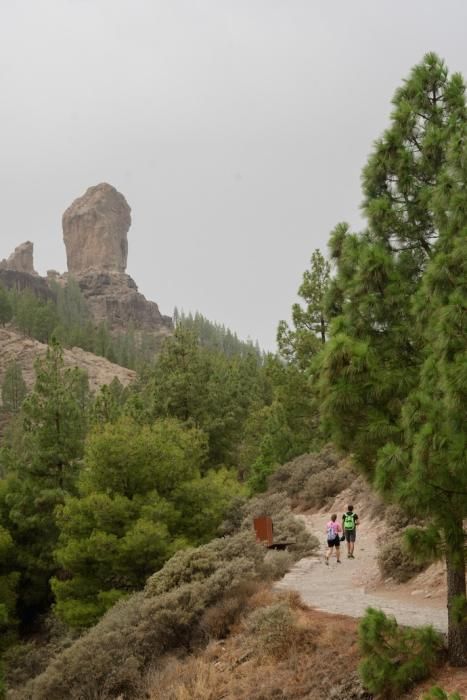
left=277, top=249, right=330, bottom=368
left=376, top=124, right=467, bottom=664
left=0, top=340, right=89, bottom=621
left=319, top=54, right=467, bottom=663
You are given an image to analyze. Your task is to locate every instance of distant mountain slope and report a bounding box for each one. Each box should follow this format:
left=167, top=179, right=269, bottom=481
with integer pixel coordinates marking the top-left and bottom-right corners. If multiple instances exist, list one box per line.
left=0, top=328, right=135, bottom=394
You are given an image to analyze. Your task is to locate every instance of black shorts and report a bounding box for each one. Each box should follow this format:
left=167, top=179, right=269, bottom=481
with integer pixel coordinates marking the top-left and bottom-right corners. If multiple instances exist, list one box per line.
left=344, top=530, right=356, bottom=543
left=327, top=536, right=340, bottom=548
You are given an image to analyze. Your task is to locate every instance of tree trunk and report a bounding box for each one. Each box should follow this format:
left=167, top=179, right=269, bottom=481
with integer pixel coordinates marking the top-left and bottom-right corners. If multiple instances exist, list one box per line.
left=320, top=314, right=326, bottom=345
left=446, top=531, right=467, bottom=666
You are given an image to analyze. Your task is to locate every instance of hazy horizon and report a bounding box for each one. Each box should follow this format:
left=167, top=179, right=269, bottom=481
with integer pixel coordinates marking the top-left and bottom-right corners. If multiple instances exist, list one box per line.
left=2, top=1, right=467, bottom=350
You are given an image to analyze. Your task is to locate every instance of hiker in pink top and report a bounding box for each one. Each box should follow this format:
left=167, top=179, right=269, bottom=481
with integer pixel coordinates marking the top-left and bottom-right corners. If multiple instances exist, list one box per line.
left=324, top=513, right=342, bottom=564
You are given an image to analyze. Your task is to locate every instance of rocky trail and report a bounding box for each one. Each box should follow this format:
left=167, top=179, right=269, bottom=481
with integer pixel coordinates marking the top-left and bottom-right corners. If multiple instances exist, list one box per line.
left=277, top=506, right=448, bottom=634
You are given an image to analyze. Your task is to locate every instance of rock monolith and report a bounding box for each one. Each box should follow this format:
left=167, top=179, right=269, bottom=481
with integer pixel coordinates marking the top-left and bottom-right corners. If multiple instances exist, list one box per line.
left=62, top=183, right=131, bottom=274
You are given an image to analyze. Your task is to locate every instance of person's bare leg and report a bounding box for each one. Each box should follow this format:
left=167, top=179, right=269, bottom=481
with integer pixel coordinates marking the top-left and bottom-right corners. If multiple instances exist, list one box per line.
left=325, top=545, right=332, bottom=564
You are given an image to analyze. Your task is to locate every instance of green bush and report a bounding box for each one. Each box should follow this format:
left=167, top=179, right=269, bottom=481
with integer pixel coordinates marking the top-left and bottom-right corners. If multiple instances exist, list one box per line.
left=377, top=535, right=427, bottom=583
left=358, top=607, right=443, bottom=698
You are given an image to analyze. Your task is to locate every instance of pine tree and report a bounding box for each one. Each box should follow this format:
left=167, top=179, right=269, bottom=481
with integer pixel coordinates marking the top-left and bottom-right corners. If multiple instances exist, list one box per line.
left=0, top=340, right=89, bottom=620
left=1, top=362, right=27, bottom=414
left=319, top=54, right=466, bottom=470
left=376, top=125, right=467, bottom=665
left=0, top=287, right=12, bottom=327
left=277, top=249, right=330, bottom=368
left=51, top=416, right=243, bottom=628
left=319, top=54, right=467, bottom=664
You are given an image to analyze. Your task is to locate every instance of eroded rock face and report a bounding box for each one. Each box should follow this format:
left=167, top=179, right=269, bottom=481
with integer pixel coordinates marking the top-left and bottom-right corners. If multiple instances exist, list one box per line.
left=63, top=183, right=131, bottom=274
left=0, top=269, right=54, bottom=302
left=75, top=270, right=172, bottom=334
left=0, top=241, right=36, bottom=275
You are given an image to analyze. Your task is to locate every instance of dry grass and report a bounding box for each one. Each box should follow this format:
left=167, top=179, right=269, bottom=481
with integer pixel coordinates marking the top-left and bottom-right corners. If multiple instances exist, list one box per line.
left=145, top=592, right=367, bottom=700
left=403, top=666, right=467, bottom=699
left=144, top=586, right=459, bottom=700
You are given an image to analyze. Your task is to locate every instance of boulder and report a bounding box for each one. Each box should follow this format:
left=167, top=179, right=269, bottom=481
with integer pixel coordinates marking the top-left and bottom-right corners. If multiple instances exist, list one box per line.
left=62, top=183, right=131, bottom=274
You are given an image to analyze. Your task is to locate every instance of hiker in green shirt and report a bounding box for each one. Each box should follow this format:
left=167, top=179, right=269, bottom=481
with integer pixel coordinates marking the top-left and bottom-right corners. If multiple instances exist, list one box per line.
left=342, top=504, right=358, bottom=559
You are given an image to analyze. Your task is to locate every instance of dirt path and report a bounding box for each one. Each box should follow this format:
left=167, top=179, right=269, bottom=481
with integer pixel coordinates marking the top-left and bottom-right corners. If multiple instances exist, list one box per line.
left=276, top=510, right=448, bottom=633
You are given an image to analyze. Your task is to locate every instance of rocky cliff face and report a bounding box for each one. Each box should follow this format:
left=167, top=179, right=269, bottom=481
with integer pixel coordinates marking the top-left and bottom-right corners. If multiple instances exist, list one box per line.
left=62, top=183, right=131, bottom=274
left=0, top=241, right=37, bottom=275
left=75, top=270, right=172, bottom=332
left=0, top=269, right=54, bottom=301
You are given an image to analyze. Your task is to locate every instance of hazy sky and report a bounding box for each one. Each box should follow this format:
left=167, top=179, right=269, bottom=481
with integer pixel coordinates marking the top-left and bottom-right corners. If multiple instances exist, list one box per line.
left=1, top=1, right=466, bottom=350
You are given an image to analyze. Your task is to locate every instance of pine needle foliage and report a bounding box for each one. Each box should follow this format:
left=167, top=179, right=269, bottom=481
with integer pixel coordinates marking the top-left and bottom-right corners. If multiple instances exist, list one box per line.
left=359, top=607, right=443, bottom=698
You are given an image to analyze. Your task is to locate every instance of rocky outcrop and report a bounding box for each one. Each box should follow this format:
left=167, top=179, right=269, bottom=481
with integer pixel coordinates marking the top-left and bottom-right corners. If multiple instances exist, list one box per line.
left=1, top=184, right=172, bottom=340
left=62, top=183, right=131, bottom=274
left=0, top=269, right=55, bottom=302
left=0, top=328, right=135, bottom=395
left=62, top=183, right=172, bottom=336
left=75, top=270, right=172, bottom=334
left=0, top=241, right=36, bottom=275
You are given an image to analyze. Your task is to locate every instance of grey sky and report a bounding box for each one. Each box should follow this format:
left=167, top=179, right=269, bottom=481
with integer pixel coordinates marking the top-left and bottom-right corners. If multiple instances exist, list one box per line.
left=1, top=1, right=466, bottom=350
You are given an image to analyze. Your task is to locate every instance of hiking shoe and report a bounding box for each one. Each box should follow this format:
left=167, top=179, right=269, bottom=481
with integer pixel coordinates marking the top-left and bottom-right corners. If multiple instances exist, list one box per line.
left=349, top=554, right=355, bottom=559
left=336, top=560, right=341, bottom=564
left=325, top=559, right=329, bottom=565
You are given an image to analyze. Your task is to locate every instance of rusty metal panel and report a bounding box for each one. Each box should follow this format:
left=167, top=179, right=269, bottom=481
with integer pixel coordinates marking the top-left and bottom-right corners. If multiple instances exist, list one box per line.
left=253, top=516, right=273, bottom=546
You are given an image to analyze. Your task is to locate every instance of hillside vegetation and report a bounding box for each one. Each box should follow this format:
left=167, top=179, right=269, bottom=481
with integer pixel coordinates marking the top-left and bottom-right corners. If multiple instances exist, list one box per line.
left=0, top=52, right=466, bottom=698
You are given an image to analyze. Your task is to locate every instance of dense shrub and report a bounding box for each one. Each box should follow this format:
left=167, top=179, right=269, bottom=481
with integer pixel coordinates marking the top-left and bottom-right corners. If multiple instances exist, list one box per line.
left=377, top=536, right=427, bottom=583
left=301, top=466, right=350, bottom=508
left=359, top=607, right=443, bottom=698
left=265, top=446, right=358, bottom=511
left=262, top=549, right=294, bottom=580
left=8, top=471, right=316, bottom=698
left=3, top=616, right=76, bottom=691
left=11, top=530, right=298, bottom=700
left=245, top=602, right=296, bottom=657
left=267, top=445, right=341, bottom=499
left=199, top=581, right=260, bottom=639
left=145, top=532, right=264, bottom=598
left=384, top=504, right=412, bottom=532
left=218, top=495, right=249, bottom=535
